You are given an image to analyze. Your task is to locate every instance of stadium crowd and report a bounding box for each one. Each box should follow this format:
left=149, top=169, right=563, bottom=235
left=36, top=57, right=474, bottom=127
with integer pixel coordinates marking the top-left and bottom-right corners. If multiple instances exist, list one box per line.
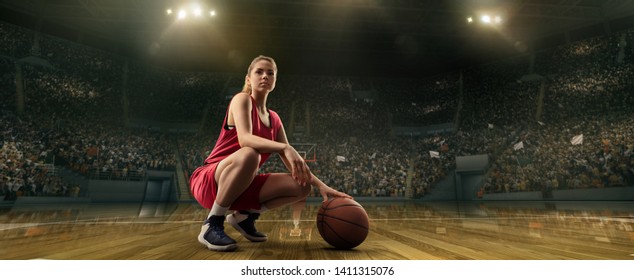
left=1, top=20, right=633, bottom=201
left=483, top=30, right=634, bottom=194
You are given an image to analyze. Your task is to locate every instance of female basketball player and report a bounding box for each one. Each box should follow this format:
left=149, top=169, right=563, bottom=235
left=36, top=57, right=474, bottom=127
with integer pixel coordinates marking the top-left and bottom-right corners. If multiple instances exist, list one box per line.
left=189, top=55, right=352, bottom=251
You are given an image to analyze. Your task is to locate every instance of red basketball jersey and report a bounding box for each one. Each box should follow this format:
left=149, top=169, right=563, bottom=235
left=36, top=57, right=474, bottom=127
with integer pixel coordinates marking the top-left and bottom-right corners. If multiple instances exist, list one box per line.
left=204, top=95, right=282, bottom=168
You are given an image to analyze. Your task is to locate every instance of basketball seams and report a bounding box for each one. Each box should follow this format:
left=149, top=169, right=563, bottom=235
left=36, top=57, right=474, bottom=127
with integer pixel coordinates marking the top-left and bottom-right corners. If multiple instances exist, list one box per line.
left=322, top=204, right=363, bottom=211
left=317, top=214, right=369, bottom=229
left=322, top=198, right=335, bottom=210
left=320, top=221, right=356, bottom=247
left=316, top=198, right=369, bottom=249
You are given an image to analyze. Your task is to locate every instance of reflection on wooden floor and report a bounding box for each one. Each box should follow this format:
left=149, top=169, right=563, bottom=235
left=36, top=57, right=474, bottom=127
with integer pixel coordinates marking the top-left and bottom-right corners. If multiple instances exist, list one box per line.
left=1, top=200, right=633, bottom=260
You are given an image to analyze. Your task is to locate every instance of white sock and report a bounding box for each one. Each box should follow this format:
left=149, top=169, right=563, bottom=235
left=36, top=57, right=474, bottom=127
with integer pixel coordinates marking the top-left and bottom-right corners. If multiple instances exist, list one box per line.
left=233, top=211, right=248, bottom=223
left=252, top=205, right=268, bottom=213
left=233, top=205, right=268, bottom=223
left=208, top=202, right=229, bottom=218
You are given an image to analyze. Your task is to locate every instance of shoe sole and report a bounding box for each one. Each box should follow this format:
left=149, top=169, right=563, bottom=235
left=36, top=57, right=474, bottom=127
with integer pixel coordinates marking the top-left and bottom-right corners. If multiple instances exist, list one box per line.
left=227, top=214, right=268, bottom=242
left=198, top=224, right=238, bottom=252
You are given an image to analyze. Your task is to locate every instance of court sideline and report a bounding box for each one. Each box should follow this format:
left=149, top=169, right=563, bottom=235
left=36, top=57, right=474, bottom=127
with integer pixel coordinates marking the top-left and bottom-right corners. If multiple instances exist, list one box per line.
left=1, top=200, right=633, bottom=260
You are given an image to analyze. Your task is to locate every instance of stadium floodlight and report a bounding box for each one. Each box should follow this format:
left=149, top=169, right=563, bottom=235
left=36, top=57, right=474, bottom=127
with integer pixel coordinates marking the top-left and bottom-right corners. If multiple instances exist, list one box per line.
left=193, top=7, right=202, bottom=17
left=481, top=15, right=491, bottom=24
left=168, top=3, right=216, bottom=21
left=178, top=10, right=187, bottom=20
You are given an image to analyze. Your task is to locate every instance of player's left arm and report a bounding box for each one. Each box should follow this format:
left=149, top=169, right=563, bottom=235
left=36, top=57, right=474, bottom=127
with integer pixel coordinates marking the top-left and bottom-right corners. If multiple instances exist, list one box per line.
left=276, top=124, right=352, bottom=202
left=310, top=174, right=353, bottom=202
left=276, top=122, right=311, bottom=186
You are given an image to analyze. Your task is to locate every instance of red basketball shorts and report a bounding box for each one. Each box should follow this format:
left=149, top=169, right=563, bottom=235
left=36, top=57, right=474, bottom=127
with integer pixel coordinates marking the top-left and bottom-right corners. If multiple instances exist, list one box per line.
left=189, top=162, right=270, bottom=210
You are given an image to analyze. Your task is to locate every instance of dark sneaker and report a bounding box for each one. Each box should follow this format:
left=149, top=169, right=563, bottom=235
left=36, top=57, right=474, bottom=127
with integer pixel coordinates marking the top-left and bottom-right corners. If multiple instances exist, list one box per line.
left=228, top=211, right=268, bottom=242
left=198, top=215, right=238, bottom=251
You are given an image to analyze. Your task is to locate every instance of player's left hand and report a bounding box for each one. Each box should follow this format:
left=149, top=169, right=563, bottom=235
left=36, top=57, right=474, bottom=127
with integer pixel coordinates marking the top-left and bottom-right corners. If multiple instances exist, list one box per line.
left=318, top=185, right=353, bottom=202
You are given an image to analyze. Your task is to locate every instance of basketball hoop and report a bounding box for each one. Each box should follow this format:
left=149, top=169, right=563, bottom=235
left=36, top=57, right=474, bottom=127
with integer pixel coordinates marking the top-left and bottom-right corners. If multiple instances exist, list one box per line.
left=292, top=143, right=316, bottom=162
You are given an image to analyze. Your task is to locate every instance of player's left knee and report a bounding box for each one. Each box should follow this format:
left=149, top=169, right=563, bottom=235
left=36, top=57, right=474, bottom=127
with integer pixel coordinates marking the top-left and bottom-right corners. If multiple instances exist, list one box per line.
left=297, top=183, right=311, bottom=199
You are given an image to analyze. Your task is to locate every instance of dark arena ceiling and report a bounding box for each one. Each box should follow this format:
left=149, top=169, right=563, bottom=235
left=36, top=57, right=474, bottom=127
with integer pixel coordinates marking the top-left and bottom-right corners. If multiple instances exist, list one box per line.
left=1, top=0, right=634, bottom=77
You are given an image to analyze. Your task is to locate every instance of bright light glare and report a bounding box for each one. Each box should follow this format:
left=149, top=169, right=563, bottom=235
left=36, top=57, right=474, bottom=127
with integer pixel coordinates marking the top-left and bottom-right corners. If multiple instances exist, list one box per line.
left=467, top=17, right=473, bottom=23
left=494, top=16, right=502, bottom=23
left=169, top=5, right=216, bottom=20
left=481, top=15, right=491, bottom=24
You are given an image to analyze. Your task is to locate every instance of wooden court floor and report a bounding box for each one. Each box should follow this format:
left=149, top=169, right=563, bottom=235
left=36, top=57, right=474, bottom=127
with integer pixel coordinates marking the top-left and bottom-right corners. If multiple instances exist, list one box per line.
left=1, top=200, right=633, bottom=260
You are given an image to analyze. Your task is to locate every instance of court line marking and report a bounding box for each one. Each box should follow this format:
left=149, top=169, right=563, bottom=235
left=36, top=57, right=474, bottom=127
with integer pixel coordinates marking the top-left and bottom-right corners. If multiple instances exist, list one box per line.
left=1, top=215, right=633, bottom=230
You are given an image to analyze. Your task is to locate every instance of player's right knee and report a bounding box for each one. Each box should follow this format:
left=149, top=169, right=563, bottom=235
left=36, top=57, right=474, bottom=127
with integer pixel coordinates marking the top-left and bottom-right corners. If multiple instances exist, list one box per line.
left=235, top=147, right=260, bottom=169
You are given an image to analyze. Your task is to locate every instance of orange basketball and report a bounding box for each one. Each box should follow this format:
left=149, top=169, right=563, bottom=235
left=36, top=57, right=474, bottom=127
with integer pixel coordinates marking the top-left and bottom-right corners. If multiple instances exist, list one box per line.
left=316, top=197, right=369, bottom=249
